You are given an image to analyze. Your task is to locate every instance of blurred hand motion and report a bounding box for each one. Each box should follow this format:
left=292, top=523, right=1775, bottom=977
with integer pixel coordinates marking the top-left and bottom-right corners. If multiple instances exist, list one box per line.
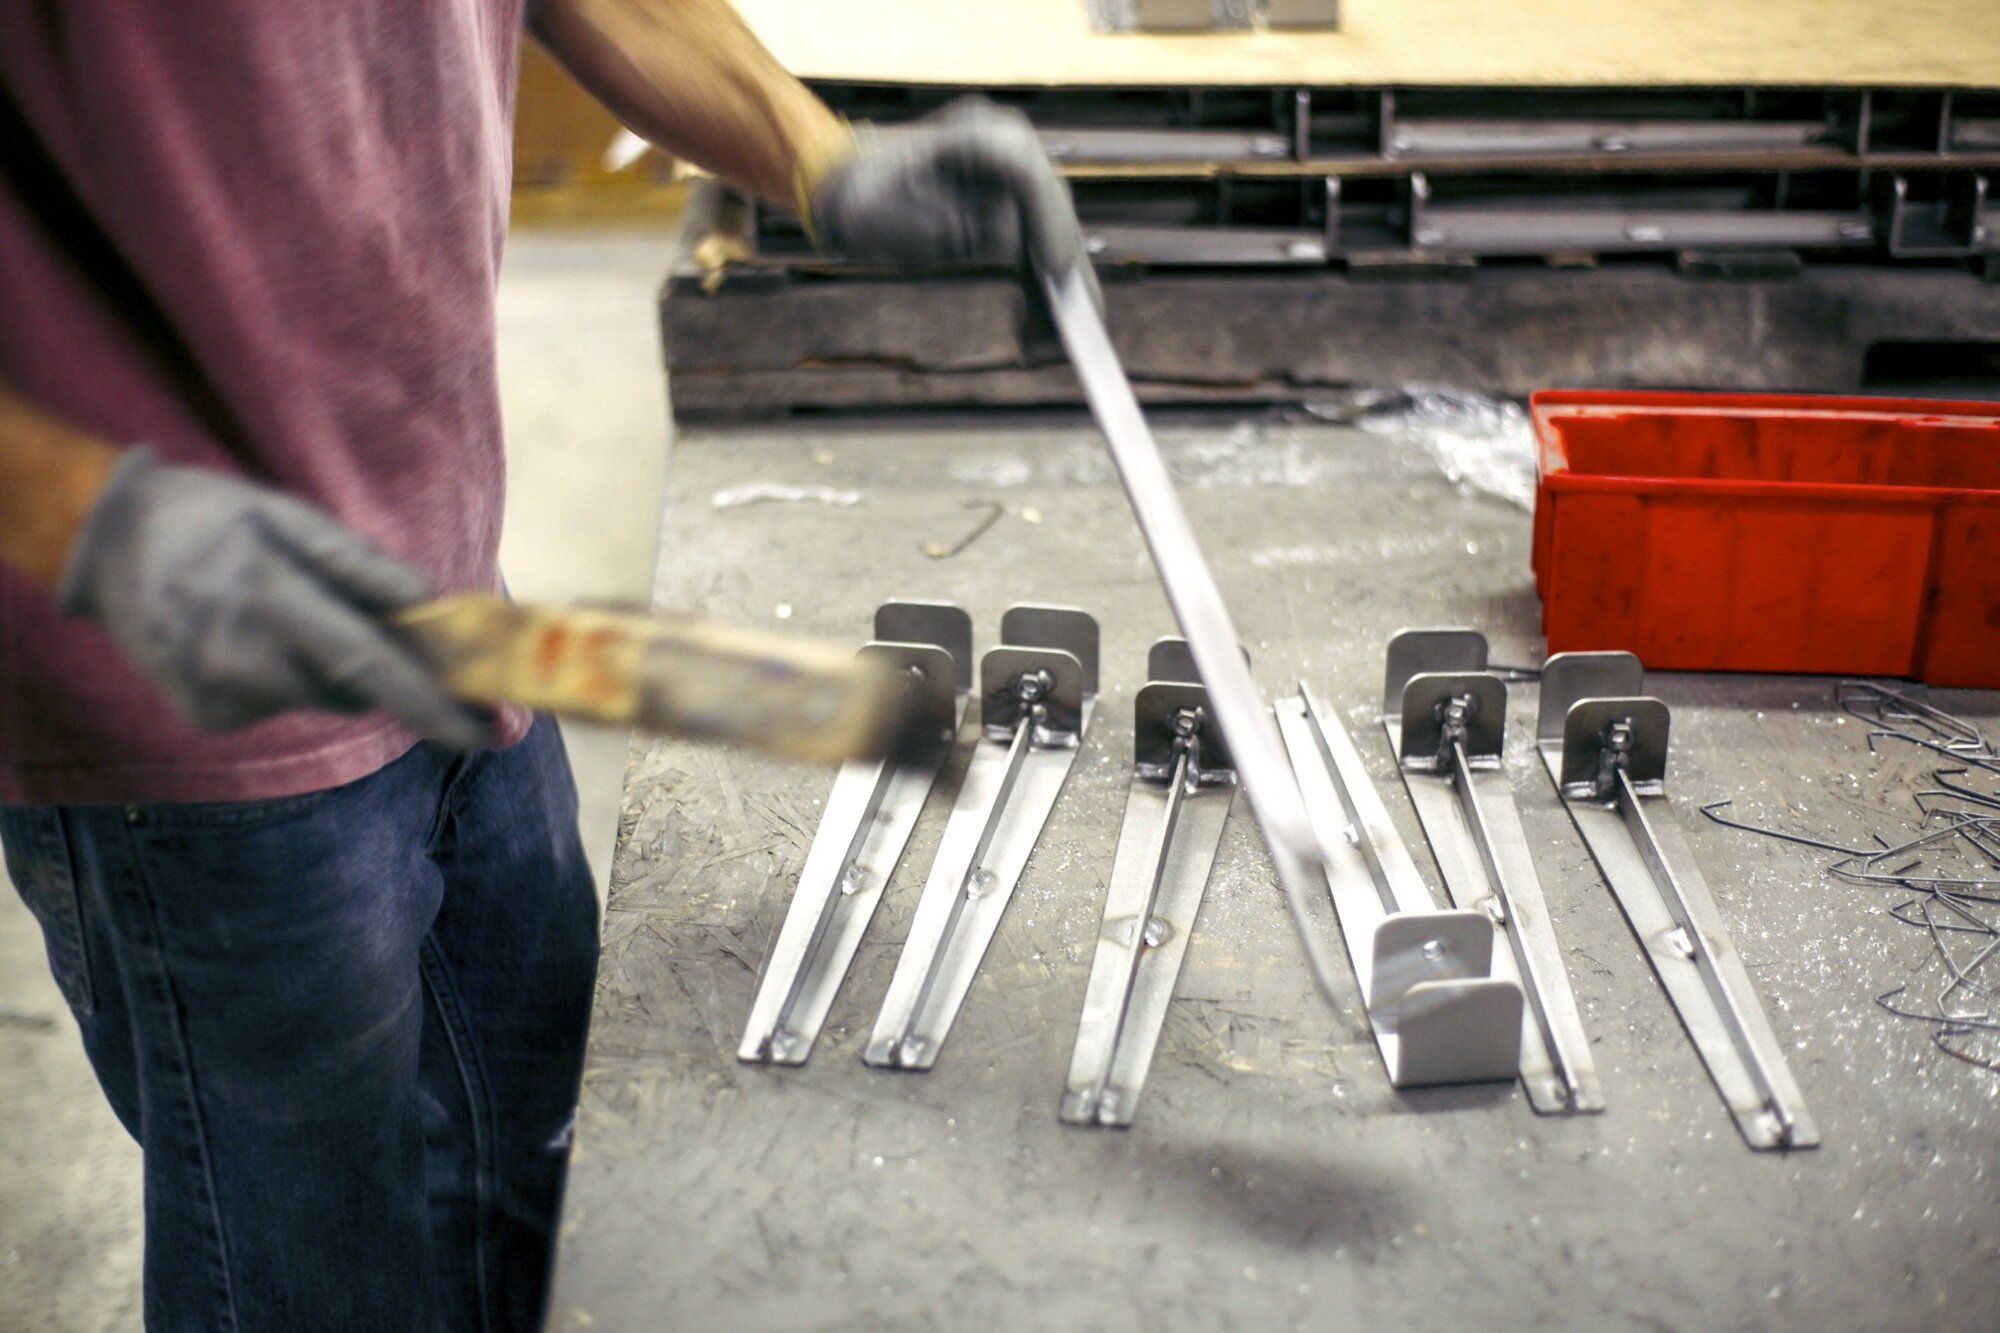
left=59, top=449, right=491, bottom=749
left=808, top=96, right=1102, bottom=307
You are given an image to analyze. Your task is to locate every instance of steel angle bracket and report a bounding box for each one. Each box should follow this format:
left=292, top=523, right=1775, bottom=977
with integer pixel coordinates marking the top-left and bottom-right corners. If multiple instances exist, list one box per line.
left=738, top=602, right=973, bottom=1065
left=1535, top=652, right=1820, bottom=1151
left=1275, top=684, right=1523, bottom=1088
left=1062, top=639, right=1237, bottom=1127
left=865, top=606, right=1100, bottom=1070
left=1382, top=630, right=1604, bottom=1114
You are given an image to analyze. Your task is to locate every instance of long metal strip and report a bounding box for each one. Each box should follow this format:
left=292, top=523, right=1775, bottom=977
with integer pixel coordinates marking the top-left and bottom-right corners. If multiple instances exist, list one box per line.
left=865, top=606, right=1098, bottom=1071
left=1445, top=739, right=1601, bottom=1112
left=1043, top=264, right=1349, bottom=1013
left=1276, top=685, right=1523, bottom=1089
left=1383, top=635, right=1604, bottom=1115
left=739, top=603, right=971, bottom=1065
left=1062, top=652, right=1237, bottom=1127
left=1536, top=652, right=1820, bottom=1151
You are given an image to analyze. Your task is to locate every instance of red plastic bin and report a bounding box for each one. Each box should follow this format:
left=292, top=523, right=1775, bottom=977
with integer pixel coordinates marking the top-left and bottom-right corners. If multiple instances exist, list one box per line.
left=1530, top=391, right=2000, bottom=687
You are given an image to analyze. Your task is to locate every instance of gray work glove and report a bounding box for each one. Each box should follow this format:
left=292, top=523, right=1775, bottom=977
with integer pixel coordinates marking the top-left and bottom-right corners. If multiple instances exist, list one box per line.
left=58, top=448, right=491, bottom=749
left=809, top=97, right=1102, bottom=306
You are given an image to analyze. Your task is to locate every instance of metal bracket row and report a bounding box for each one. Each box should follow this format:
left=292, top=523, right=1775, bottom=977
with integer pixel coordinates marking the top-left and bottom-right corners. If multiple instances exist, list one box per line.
left=1382, top=631, right=1605, bottom=1115
left=1404, top=171, right=1875, bottom=257
left=738, top=602, right=973, bottom=1065
left=1061, top=640, right=1238, bottom=1127
left=1536, top=651, right=1820, bottom=1151
left=865, top=606, right=1101, bottom=1070
left=1276, top=684, right=1524, bottom=1090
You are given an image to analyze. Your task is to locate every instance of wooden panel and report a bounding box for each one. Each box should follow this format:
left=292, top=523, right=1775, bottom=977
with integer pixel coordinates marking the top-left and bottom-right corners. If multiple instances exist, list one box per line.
left=660, top=265, right=2000, bottom=416
left=732, top=0, right=2000, bottom=89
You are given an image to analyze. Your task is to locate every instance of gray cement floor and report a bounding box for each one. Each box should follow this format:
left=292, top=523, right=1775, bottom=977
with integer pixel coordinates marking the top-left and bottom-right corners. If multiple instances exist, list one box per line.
left=0, top=229, right=675, bottom=1330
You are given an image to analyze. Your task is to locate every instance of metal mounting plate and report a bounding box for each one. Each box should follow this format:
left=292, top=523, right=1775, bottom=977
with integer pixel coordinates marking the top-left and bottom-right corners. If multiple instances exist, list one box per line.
left=1275, top=684, right=1525, bottom=1090
left=1384, top=646, right=1604, bottom=1114
left=877, top=601, right=973, bottom=692
left=1396, top=671, right=1508, bottom=770
left=739, top=605, right=972, bottom=1066
left=1063, top=665, right=1237, bottom=1127
left=865, top=641, right=963, bottom=747
left=1134, top=682, right=1234, bottom=780
left=866, top=607, right=1100, bottom=1072
left=1536, top=651, right=1644, bottom=748
left=1382, top=627, right=1489, bottom=721
left=1560, top=697, right=1671, bottom=798
left=1534, top=690, right=1820, bottom=1150
left=1002, top=604, right=1099, bottom=695
left=1146, top=636, right=1200, bottom=686
left=981, top=647, right=1086, bottom=741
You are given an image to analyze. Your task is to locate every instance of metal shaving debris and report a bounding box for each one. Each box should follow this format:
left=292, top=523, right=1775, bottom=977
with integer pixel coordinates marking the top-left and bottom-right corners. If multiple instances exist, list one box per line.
left=710, top=483, right=861, bottom=509
left=1705, top=680, right=2000, bottom=1073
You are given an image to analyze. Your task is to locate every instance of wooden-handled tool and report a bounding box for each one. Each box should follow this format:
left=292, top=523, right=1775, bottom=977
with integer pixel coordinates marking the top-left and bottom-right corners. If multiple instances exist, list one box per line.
left=393, top=593, right=918, bottom=764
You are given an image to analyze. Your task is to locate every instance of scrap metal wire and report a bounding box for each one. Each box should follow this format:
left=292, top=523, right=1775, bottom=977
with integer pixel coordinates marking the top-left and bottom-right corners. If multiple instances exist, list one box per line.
left=1839, top=679, right=2000, bottom=775
left=1705, top=680, right=2000, bottom=1074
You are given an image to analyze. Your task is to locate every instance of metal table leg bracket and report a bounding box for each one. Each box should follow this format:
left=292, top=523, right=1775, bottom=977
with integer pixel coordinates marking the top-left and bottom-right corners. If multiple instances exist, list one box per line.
left=1535, top=651, right=1821, bottom=1151
left=1382, top=630, right=1605, bottom=1114
left=1042, top=261, right=1353, bottom=1021
left=1062, top=639, right=1238, bottom=1127
left=865, top=605, right=1100, bottom=1071
left=1275, top=683, right=1524, bottom=1089
left=738, top=601, right=973, bottom=1065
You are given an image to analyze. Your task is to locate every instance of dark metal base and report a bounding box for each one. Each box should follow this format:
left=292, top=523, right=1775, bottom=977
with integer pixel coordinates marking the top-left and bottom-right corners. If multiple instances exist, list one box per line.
left=662, top=261, right=1999, bottom=420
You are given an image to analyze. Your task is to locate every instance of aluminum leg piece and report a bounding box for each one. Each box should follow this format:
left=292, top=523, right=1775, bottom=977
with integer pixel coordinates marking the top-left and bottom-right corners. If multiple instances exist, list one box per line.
left=1042, top=262, right=1351, bottom=1019
left=1275, top=684, right=1523, bottom=1089
left=739, top=602, right=973, bottom=1064
left=1062, top=640, right=1237, bottom=1127
left=1535, top=652, right=1820, bottom=1151
left=866, top=606, right=1100, bottom=1071
left=1383, top=630, right=1604, bottom=1114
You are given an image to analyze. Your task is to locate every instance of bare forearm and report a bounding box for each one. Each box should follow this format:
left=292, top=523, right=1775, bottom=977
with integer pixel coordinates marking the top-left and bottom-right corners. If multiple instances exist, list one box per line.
left=0, top=385, right=121, bottom=591
left=531, top=0, right=849, bottom=207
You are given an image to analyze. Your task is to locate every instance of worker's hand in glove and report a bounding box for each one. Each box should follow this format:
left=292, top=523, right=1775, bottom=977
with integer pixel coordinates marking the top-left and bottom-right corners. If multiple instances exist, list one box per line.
left=805, top=97, right=1101, bottom=303
left=58, top=449, right=491, bottom=749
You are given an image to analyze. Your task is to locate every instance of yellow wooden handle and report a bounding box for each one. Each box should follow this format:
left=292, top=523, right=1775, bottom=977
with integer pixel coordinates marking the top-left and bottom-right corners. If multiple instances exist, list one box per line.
left=392, top=594, right=909, bottom=764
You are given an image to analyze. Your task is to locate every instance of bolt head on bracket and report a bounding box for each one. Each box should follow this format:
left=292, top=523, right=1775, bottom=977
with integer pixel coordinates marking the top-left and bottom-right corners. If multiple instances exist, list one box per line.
left=982, top=647, right=1086, bottom=743
left=1135, top=681, right=1235, bottom=782
left=1398, top=671, right=1507, bottom=771
left=1559, top=696, right=1671, bottom=799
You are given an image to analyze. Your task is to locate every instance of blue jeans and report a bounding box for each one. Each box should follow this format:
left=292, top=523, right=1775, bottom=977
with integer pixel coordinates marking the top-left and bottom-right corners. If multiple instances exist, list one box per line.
left=0, top=718, right=600, bottom=1332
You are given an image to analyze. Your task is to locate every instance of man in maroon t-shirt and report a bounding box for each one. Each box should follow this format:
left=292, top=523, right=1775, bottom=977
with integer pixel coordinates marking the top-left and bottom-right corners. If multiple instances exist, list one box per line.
left=0, top=2, right=1089, bottom=1329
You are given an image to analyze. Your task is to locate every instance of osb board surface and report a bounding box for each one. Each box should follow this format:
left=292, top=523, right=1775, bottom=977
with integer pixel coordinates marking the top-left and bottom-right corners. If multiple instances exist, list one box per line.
left=552, top=418, right=2000, bottom=1333
left=736, top=0, right=2000, bottom=88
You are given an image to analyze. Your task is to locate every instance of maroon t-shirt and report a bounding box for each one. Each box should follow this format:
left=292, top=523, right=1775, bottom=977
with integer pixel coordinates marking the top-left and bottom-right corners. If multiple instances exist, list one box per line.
left=0, top=2, right=533, bottom=804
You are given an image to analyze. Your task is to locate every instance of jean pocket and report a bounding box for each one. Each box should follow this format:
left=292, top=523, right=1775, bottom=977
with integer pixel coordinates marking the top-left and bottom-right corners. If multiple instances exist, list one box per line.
left=0, top=808, right=95, bottom=1016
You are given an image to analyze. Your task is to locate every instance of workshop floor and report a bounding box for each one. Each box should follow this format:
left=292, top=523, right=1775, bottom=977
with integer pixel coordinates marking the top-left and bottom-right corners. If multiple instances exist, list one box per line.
left=555, top=415, right=1999, bottom=1332
left=0, top=229, right=676, bottom=1330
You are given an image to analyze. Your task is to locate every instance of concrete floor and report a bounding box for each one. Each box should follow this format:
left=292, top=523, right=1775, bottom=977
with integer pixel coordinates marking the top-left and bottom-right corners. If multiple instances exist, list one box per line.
left=0, top=229, right=676, bottom=1330
left=556, top=416, right=2000, bottom=1333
